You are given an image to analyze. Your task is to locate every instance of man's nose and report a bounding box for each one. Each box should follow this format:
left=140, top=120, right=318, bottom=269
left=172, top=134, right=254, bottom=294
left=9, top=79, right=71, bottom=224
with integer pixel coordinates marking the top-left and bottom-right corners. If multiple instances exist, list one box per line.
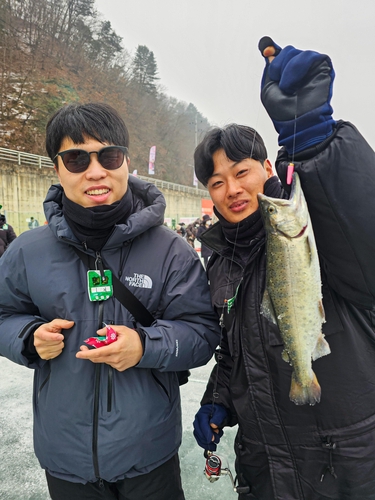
left=227, top=178, right=242, bottom=196
left=85, top=153, right=106, bottom=176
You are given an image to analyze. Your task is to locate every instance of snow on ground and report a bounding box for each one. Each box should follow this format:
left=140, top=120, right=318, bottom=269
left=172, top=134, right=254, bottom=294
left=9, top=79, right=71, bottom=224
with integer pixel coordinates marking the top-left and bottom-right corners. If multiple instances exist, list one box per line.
left=0, top=357, right=238, bottom=500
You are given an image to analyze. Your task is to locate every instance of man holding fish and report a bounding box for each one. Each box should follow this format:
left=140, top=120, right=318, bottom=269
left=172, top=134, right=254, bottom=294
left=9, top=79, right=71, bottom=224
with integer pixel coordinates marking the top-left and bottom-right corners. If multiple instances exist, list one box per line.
left=193, top=37, right=375, bottom=499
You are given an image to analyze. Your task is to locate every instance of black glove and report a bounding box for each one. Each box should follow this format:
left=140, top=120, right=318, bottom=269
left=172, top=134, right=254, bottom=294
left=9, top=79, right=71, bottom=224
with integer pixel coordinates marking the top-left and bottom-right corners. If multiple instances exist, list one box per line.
left=259, top=36, right=336, bottom=155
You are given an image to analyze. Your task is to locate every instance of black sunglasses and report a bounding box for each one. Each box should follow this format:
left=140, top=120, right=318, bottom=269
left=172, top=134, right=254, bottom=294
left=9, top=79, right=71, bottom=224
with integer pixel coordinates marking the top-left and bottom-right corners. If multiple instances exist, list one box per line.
left=53, top=146, right=128, bottom=173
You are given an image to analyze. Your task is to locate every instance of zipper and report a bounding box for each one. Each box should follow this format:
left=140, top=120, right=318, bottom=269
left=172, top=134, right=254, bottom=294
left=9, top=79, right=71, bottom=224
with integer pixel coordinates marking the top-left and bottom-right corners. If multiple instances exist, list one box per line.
left=320, top=436, right=337, bottom=482
left=105, top=317, right=117, bottom=412
left=253, top=262, right=305, bottom=499
left=92, top=298, right=104, bottom=478
left=107, top=367, right=113, bottom=412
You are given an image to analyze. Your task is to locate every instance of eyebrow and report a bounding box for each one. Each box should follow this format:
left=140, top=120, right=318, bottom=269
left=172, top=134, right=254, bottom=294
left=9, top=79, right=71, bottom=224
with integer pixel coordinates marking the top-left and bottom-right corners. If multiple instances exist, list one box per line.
left=210, top=160, right=242, bottom=179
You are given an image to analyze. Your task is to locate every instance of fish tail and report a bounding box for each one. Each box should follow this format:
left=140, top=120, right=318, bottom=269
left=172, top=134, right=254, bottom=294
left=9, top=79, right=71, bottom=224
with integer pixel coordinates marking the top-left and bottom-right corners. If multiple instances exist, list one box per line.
left=312, top=334, right=331, bottom=361
left=289, top=371, right=321, bottom=406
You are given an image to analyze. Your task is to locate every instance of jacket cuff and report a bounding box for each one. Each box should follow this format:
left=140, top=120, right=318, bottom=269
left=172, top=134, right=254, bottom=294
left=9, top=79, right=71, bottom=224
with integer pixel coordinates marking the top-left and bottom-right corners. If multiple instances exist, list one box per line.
left=21, top=322, right=44, bottom=363
left=280, top=120, right=343, bottom=162
left=134, top=328, right=146, bottom=354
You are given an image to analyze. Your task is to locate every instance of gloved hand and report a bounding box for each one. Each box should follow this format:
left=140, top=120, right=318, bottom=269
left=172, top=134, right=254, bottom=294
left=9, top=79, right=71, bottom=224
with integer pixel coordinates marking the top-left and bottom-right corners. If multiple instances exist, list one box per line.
left=193, top=404, right=229, bottom=451
left=259, top=36, right=336, bottom=155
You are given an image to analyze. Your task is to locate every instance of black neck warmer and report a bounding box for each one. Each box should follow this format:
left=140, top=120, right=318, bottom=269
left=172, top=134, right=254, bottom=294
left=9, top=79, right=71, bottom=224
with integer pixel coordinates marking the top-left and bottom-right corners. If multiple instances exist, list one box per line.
left=62, top=188, right=134, bottom=251
left=216, top=175, right=286, bottom=253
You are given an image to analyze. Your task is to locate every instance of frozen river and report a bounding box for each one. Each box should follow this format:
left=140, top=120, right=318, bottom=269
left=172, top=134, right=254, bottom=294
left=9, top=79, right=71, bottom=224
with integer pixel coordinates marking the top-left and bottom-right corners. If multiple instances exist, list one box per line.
left=0, top=357, right=238, bottom=500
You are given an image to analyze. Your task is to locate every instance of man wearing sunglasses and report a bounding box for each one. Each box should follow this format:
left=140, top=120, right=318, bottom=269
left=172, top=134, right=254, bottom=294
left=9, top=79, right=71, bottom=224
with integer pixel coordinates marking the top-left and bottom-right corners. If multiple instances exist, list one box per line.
left=0, top=102, right=220, bottom=499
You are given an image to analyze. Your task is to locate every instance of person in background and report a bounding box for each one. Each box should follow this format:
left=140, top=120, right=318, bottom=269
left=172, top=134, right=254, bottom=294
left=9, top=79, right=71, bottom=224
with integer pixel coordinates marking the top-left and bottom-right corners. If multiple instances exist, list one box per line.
left=196, top=215, right=213, bottom=268
left=192, top=38, right=375, bottom=499
left=0, top=213, right=17, bottom=257
left=0, top=102, right=220, bottom=500
left=28, top=216, right=39, bottom=229
left=177, top=221, right=186, bottom=237
left=185, top=218, right=199, bottom=248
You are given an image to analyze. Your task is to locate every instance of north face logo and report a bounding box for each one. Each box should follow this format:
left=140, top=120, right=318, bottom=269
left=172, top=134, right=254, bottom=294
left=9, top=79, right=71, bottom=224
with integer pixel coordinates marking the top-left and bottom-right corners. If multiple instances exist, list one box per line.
left=125, top=273, right=153, bottom=289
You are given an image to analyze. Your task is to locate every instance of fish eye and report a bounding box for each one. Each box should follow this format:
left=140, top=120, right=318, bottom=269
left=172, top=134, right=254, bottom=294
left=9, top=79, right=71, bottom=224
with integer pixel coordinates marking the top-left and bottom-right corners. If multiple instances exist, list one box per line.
left=268, top=206, right=276, bottom=214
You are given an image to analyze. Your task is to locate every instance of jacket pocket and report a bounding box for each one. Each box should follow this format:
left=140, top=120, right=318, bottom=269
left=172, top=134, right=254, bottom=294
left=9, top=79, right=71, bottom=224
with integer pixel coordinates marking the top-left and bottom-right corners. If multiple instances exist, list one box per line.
left=36, top=365, right=51, bottom=404
left=296, top=418, right=375, bottom=495
left=151, top=369, right=171, bottom=402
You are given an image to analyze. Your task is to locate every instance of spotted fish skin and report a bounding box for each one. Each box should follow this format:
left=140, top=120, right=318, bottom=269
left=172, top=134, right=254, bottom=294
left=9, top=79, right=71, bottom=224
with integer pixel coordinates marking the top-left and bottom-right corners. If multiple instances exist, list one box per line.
left=258, top=173, right=330, bottom=406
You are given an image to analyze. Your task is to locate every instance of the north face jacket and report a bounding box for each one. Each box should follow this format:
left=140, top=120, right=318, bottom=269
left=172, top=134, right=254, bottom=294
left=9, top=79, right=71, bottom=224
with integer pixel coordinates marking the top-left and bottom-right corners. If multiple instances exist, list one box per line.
left=0, top=175, right=220, bottom=484
left=200, top=121, right=375, bottom=499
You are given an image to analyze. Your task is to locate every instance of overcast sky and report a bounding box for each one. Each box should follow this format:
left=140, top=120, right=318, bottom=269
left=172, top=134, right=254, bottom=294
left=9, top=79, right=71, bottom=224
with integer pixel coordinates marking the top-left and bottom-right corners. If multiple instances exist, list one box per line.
left=95, top=0, right=374, bottom=162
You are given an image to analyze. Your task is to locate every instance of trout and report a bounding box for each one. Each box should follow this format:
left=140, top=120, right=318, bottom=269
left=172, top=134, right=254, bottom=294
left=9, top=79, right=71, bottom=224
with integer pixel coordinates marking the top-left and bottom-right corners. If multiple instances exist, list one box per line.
left=257, top=172, right=330, bottom=405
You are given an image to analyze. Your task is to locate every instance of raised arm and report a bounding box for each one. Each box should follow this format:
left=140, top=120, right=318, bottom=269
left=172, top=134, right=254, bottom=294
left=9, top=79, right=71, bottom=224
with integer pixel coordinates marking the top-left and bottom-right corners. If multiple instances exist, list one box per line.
left=259, top=37, right=375, bottom=309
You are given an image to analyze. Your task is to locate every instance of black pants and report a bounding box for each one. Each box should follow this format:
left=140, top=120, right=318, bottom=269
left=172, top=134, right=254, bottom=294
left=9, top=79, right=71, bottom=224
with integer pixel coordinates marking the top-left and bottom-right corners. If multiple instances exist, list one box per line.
left=46, top=454, right=185, bottom=500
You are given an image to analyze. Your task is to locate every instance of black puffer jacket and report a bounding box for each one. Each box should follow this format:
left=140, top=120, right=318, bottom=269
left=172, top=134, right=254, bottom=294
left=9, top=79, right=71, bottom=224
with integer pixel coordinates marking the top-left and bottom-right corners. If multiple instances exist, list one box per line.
left=200, top=121, right=375, bottom=499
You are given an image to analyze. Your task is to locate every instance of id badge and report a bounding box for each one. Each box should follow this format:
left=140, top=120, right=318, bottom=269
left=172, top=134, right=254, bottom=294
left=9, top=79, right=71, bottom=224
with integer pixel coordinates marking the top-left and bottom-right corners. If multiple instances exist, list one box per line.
left=87, top=270, right=113, bottom=301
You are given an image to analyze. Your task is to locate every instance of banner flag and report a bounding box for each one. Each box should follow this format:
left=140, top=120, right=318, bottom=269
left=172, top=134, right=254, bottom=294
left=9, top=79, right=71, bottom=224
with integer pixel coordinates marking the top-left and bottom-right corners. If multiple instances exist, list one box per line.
left=149, top=146, right=156, bottom=163
left=148, top=146, right=156, bottom=175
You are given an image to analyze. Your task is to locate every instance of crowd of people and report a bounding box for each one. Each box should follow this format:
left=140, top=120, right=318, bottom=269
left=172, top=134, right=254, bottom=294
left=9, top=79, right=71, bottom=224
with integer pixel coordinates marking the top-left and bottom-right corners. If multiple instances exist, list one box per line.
left=175, top=216, right=213, bottom=267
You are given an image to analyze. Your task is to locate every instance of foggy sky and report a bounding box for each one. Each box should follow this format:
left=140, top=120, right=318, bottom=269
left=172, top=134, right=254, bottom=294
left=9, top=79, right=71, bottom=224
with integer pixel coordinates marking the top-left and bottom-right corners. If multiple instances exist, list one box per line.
left=95, top=0, right=374, bottom=162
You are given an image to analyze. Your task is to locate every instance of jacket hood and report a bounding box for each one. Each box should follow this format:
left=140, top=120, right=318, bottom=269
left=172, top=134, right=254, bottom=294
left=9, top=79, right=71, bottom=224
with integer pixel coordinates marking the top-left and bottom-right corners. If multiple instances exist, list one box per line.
left=44, top=175, right=166, bottom=249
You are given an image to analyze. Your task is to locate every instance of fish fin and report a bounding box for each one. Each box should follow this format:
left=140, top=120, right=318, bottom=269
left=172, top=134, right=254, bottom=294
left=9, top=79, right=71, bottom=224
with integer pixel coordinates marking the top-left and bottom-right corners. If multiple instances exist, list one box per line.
left=318, top=300, right=326, bottom=322
left=281, top=349, right=290, bottom=364
left=260, top=288, right=277, bottom=324
left=312, top=334, right=331, bottom=361
left=306, top=217, right=318, bottom=265
left=289, top=371, right=321, bottom=406
left=306, top=234, right=315, bottom=265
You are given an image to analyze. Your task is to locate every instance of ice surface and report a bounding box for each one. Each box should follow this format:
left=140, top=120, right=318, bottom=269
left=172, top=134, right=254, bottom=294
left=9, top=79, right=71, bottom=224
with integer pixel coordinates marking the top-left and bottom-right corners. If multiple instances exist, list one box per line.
left=0, top=358, right=238, bottom=499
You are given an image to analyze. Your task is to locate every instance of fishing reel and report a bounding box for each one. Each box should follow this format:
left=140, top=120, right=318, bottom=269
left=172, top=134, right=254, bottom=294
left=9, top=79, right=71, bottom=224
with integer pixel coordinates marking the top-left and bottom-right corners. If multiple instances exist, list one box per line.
left=203, top=451, right=250, bottom=494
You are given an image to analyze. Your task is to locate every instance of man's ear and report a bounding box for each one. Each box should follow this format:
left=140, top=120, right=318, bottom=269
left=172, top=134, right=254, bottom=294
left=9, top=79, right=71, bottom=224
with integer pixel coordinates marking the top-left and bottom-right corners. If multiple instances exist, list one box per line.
left=264, top=159, right=274, bottom=179
left=54, top=164, right=59, bottom=177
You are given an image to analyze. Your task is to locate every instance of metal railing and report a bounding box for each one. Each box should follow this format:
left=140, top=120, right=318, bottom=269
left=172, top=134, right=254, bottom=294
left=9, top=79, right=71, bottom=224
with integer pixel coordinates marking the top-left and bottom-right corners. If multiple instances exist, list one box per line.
left=0, top=147, right=54, bottom=169
left=0, top=147, right=209, bottom=197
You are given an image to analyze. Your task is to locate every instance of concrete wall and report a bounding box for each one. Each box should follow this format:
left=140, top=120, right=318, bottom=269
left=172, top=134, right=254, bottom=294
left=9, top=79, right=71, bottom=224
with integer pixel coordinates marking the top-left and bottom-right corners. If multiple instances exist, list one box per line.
left=0, top=160, right=210, bottom=235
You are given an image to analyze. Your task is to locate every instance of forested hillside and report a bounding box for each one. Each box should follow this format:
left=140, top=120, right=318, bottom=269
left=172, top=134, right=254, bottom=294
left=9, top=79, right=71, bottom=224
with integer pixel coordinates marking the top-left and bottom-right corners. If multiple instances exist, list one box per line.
left=0, top=0, right=211, bottom=185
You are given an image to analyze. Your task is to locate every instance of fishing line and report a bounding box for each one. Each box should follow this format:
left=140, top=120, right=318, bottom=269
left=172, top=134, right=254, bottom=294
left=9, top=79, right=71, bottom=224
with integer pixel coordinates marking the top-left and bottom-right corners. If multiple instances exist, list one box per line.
left=287, top=94, right=299, bottom=185
left=291, top=110, right=298, bottom=165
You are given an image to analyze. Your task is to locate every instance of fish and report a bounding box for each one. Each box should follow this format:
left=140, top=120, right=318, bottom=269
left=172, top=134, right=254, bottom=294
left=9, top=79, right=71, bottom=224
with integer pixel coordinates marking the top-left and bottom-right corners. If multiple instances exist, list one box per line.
left=257, top=172, right=330, bottom=406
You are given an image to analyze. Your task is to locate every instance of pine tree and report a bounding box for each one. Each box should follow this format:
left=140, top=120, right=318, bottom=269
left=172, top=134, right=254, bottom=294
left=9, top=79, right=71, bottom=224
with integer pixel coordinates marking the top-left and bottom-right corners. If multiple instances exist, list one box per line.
left=131, top=45, right=159, bottom=94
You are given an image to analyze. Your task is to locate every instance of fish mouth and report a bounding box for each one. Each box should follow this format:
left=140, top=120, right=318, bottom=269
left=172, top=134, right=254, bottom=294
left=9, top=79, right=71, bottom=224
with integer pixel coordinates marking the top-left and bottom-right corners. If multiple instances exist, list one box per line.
left=292, top=225, right=307, bottom=238
left=277, top=223, right=307, bottom=238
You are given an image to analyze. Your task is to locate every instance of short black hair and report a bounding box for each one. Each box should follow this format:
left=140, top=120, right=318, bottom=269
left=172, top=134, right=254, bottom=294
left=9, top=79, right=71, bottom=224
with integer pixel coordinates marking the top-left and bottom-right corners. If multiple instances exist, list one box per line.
left=194, top=124, right=268, bottom=187
left=46, top=102, right=130, bottom=162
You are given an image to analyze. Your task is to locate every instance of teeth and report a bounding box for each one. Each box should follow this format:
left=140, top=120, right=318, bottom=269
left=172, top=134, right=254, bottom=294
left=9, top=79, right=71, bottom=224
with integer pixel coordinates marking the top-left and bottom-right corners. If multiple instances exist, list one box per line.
left=87, top=189, right=109, bottom=195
